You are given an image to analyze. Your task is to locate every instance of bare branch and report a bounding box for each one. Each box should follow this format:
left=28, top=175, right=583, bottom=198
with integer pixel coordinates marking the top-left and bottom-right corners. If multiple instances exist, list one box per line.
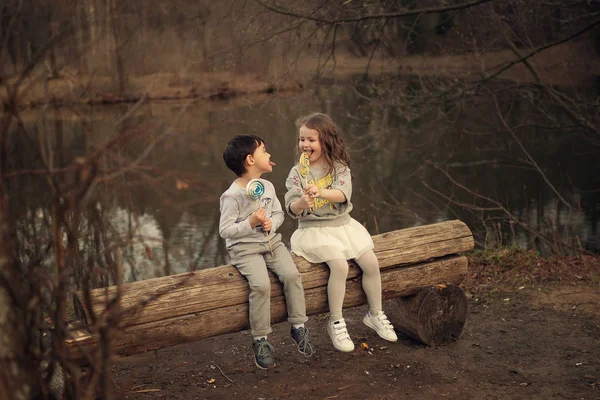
left=492, top=95, right=572, bottom=210
left=252, top=0, right=496, bottom=24
left=477, top=18, right=600, bottom=87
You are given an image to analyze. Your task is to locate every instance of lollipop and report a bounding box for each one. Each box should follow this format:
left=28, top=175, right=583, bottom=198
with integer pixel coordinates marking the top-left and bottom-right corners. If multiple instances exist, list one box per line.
left=299, top=152, right=310, bottom=188
left=246, top=179, right=274, bottom=256
left=246, top=178, right=265, bottom=201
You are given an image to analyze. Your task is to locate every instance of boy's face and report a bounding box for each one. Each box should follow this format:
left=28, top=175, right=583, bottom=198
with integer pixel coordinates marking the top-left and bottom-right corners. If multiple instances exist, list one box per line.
left=298, top=125, right=323, bottom=165
left=248, top=142, right=274, bottom=174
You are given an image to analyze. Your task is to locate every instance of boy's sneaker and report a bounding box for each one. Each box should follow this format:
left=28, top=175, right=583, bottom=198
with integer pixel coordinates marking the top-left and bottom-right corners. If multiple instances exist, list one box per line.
left=290, top=327, right=314, bottom=357
left=252, top=338, right=276, bottom=370
left=363, top=311, right=398, bottom=342
left=327, top=319, right=355, bottom=352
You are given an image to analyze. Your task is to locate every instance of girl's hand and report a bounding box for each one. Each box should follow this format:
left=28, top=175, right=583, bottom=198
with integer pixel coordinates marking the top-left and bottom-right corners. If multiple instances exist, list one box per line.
left=305, top=184, right=320, bottom=199
left=250, top=207, right=266, bottom=227
left=262, top=218, right=272, bottom=232
left=296, top=193, right=314, bottom=210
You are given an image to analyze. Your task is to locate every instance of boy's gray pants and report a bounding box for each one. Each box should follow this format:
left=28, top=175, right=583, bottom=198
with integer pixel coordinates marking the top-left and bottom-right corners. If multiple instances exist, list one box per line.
left=228, top=233, right=308, bottom=337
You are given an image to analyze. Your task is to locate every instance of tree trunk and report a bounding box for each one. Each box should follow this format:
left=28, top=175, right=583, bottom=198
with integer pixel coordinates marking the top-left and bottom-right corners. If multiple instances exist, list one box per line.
left=0, top=144, right=35, bottom=398
left=385, top=283, right=468, bottom=346
left=66, top=220, right=473, bottom=363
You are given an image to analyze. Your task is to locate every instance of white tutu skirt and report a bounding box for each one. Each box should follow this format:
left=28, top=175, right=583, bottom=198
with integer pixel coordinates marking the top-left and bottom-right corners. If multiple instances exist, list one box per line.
left=290, top=218, right=374, bottom=263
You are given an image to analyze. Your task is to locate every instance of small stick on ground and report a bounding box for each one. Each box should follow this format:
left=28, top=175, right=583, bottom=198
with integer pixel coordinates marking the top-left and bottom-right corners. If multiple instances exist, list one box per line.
left=211, top=361, right=234, bottom=383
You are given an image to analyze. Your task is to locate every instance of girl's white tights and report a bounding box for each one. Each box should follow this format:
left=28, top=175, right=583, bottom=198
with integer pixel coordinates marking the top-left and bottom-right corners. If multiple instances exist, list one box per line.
left=326, top=250, right=383, bottom=322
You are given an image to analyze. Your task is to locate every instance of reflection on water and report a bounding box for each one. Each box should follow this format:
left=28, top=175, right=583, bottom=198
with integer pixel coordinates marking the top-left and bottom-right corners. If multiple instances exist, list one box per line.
left=9, top=83, right=600, bottom=284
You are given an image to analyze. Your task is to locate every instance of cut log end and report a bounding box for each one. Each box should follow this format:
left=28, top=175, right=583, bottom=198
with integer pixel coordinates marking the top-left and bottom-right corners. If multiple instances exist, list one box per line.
left=386, top=284, right=468, bottom=347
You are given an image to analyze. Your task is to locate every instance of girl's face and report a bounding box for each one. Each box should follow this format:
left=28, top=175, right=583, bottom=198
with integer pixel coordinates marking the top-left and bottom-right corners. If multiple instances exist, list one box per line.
left=298, top=125, right=324, bottom=166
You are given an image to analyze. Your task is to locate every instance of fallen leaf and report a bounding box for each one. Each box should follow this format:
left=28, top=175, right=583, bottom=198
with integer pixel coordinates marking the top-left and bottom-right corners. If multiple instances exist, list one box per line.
left=176, top=179, right=189, bottom=190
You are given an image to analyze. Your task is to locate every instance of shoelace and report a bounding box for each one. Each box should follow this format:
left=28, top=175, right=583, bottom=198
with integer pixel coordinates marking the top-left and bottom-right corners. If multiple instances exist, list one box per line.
left=256, top=341, right=274, bottom=358
left=295, top=328, right=314, bottom=356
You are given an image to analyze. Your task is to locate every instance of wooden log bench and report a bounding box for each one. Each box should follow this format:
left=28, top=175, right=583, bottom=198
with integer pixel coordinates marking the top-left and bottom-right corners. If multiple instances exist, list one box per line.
left=66, top=220, right=474, bottom=364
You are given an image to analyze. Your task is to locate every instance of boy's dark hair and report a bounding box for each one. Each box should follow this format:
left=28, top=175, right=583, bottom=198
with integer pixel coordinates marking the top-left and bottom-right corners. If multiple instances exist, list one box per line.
left=223, top=135, right=265, bottom=176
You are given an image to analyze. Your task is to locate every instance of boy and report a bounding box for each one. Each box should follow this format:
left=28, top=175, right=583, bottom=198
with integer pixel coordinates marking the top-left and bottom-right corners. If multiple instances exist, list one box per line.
left=219, top=135, right=313, bottom=369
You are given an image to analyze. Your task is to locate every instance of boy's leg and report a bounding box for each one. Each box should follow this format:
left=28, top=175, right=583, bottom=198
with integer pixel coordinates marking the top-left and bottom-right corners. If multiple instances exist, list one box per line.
left=266, top=235, right=313, bottom=356
left=229, top=243, right=272, bottom=338
left=265, top=234, right=307, bottom=325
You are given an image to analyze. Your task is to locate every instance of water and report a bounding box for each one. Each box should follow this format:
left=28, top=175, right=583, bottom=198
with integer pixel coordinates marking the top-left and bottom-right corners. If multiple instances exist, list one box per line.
left=9, top=82, right=600, bottom=283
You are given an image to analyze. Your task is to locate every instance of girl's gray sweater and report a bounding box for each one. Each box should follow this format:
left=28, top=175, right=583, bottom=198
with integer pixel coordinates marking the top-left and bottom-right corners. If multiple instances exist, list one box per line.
left=284, top=163, right=353, bottom=228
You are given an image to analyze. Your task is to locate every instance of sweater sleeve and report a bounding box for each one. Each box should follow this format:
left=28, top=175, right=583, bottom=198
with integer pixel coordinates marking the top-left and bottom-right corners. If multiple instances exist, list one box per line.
left=266, top=181, right=285, bottom=231
left=332, top=164, right=352, bottom=207
left=284, top=166, right=308, bottom=219
left=219, top=193, right=254, bottom=239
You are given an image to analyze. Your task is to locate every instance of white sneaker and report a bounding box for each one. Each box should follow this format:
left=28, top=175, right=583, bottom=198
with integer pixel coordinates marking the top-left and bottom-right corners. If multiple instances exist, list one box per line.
left=363, top=311, right=398, bottom=342
left=327, top=319, right=355, bottom=352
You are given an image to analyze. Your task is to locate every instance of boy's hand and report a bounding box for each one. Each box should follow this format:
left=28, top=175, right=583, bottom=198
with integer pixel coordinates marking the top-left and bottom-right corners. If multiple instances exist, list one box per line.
left=305, top=184, right=320, bottom=199
left=250, top=207, right=267, bottom=227
left=296, top=193, right=314, bottom=210
left=262, top=218, right=272, bottom=232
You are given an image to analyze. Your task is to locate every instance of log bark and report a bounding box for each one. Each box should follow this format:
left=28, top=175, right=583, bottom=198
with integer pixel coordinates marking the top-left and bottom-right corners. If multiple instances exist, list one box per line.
left=385, top=284, right=468, bottom=346
left=67, top=255, right=468, bottom=363
left=66, top=220, right=474, bottom=363
left=74, top=220, right=473, bottom=327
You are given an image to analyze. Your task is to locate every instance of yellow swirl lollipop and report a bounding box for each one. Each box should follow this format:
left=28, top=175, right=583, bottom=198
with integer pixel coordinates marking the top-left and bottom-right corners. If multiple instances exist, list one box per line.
left=299, top=152, right=310, bottom=188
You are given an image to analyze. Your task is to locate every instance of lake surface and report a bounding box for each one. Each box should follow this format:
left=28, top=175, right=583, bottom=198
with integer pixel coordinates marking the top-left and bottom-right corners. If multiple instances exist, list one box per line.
left=10, top=82, right=600, bottom=283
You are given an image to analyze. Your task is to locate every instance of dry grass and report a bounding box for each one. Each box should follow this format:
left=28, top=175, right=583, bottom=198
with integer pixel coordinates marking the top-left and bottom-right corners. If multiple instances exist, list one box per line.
left=1, top=69, right=303, bottom=108
left=464, top=247, right=600, bottom=293
left=294, top=41, right=599, bottom=86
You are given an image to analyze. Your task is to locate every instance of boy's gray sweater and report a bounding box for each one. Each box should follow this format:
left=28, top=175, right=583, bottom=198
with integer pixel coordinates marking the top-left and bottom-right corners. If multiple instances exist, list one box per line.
left=219, top=179, right=284, bottom=248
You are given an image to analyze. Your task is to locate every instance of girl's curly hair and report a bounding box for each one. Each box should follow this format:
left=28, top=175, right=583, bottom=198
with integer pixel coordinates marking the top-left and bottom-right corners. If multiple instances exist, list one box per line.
left=295, top=113, right=350, bottom=177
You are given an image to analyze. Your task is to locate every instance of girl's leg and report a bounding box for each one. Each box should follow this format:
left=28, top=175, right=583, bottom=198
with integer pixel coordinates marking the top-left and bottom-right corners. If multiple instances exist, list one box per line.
left=355, top=250, right=398, bottom=342
left=355, top=250, right=382, bottom=315
left=325, top=259, right=354, bottom=352
left=325, top=259, right=349, bottom=321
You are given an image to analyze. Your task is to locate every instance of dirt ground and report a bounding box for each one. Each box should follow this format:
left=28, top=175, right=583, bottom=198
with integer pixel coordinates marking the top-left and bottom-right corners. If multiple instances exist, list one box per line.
left=113, top=254, right=600, bottom=400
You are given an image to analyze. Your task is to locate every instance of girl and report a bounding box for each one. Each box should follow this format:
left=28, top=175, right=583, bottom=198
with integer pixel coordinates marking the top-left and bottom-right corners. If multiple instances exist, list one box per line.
left=284, top=113, right=397, bottom=352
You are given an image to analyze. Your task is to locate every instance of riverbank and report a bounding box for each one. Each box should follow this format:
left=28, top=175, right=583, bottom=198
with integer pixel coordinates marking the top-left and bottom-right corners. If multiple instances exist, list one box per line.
left=113, top=249, right=599, bottom=399
left=3, top=71, right=303, bottom=109
left=4, top=41, right=597, bottom=110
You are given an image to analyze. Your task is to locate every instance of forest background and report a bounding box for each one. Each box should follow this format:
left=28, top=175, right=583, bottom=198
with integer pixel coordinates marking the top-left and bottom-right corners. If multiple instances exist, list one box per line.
left=1, top=0, right=599, bottom=398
